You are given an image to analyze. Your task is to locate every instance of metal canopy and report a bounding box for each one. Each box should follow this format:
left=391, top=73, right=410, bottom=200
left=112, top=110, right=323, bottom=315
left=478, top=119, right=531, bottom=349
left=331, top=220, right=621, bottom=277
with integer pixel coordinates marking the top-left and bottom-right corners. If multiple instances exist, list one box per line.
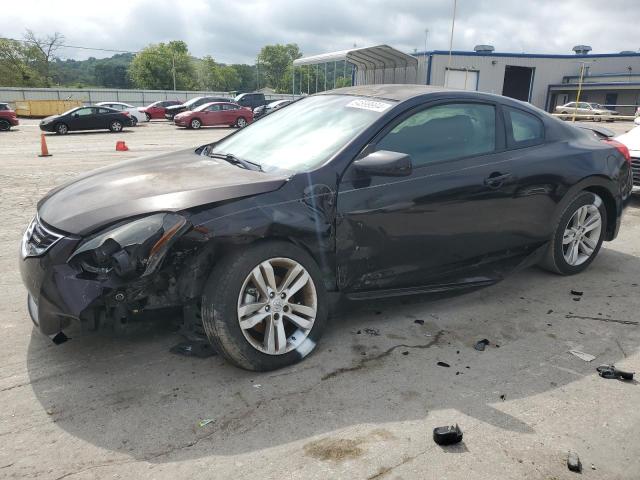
left=293, top=44, right=418, bottom=70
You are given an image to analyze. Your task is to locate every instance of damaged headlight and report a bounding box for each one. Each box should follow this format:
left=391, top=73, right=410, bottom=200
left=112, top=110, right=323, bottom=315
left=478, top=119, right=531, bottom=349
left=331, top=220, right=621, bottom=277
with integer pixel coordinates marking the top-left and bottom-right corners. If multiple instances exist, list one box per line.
left=69, top=213, right=189, bottom=278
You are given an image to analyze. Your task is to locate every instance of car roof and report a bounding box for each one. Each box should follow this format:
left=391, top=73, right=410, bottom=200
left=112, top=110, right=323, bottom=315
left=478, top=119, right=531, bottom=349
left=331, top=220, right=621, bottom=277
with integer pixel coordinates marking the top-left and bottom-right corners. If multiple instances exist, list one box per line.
left=318, top=84, right=460, bottom=102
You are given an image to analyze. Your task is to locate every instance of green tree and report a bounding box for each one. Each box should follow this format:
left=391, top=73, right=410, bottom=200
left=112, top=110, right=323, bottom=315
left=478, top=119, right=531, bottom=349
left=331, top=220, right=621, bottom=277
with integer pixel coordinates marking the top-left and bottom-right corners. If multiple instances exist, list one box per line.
left=196, top=55, right=224, bottom=90
left=231, top=64, right=257, bottom=92
left=129, top=41, right=195, bottom=90
left=0, top=38, right=45, bottom=87
left=24, top=30, right=65, bottom=86
left=256, top=43, right=302, bottom=93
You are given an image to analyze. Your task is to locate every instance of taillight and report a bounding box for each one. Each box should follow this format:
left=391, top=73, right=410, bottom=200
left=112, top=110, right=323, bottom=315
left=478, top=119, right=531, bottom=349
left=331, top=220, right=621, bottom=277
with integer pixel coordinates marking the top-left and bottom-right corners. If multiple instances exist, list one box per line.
left=122, top=111, right=130, bottom=116
left=604, top=139, right=631, bottom=165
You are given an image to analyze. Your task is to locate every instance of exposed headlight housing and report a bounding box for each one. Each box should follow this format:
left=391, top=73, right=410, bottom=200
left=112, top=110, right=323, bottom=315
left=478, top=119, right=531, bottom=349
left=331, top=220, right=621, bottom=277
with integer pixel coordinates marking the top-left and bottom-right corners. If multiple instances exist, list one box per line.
left=69, top=213, right=189, bottom=278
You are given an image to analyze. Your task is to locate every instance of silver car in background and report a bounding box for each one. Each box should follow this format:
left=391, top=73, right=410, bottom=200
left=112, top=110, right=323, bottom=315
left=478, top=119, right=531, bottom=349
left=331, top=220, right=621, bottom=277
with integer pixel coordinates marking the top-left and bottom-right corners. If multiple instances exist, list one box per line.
left=555, top=102, right=619, bottom=122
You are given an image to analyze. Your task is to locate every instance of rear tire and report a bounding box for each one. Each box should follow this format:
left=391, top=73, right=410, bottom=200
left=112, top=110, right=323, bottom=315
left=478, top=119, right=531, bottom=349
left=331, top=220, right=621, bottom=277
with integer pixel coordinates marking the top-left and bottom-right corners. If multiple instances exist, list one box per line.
left=540, top=191, right=607, bottom=275
left=109, top=120, right=123, bottom=132
left=0, top=120, right=10, bottom=131
left=55, top=123, right=68, bottom=135
left=594, top=114, right=601, bottom=122
left=130, top=116, right=138, bottom=127
left=201, top=241, right=328, bottom=371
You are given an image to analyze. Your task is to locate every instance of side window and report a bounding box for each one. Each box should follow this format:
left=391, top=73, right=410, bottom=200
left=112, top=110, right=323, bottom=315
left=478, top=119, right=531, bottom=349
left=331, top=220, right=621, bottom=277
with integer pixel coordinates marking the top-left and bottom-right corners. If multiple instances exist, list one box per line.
left=565, top=102, right=576, bottom=108
left=97, top=108, right=112, bottom=114
left=74, top=108, right=93, bottom=116
left=207, top=105, right=222, bottom=112
left=504, top=106, right=544, bottom=147
left=222, top=104, right=236, bottom=110
left=376, top=103, right=496, bottom=167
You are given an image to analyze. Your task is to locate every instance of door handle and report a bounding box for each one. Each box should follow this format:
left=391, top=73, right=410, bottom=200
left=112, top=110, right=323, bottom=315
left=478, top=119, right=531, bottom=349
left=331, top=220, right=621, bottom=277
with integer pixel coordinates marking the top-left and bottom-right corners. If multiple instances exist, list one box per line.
left=484, top=172, right=511, bottom=188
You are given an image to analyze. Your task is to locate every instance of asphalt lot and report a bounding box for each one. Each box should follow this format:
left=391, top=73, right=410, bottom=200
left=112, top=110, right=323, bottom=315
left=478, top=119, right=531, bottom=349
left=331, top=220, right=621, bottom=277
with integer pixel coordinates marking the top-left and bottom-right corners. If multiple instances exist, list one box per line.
left=1, top=119, right=640, bottom=480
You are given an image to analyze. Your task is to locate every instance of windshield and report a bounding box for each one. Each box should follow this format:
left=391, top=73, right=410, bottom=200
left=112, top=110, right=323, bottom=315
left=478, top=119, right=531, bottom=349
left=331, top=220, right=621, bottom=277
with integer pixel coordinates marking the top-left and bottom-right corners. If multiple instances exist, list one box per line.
left=211, top=95, right=393, bottom=172
left=183, top=97, right=202, bottom=107
left=193, top=103, right=215, bottom=112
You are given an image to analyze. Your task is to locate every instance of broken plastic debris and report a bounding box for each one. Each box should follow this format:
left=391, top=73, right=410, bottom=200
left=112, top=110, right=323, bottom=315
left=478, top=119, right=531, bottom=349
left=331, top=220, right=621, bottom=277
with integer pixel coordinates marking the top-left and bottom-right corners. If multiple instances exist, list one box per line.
left=596, top=364, right=634, bottom=380
left=51, top=332, right=69, bottom=345
left=568, top=350, right=596, bottom=362
left=433, top=424, right=463, bottom=445
left=414, top=319, right=425, bottom=325
left=437, top=361, right=450, bottom=368
left=198, top=418, right=214, bottom=427
left=567, top=451, right=582, bottom=472
left=474, top=339, right=490, bottom=351
left=253, top=384, right=262, bottom=388
left=570, top=290, right=584, bottom=296
left=363, top=328, right=380, bottom=336
left=170, top=341, right=217, bottom=358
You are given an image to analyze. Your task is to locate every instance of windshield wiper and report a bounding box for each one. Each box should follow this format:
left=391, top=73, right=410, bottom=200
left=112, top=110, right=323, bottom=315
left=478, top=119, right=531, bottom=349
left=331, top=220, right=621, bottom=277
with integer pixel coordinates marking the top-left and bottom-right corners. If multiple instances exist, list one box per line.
left=209, top=152, right=263, bottom=171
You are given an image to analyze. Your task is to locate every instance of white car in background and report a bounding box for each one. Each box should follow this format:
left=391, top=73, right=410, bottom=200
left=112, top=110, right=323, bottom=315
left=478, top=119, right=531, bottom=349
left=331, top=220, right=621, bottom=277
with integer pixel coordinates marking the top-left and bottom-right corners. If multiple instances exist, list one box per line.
left=96, top=102, right=147, bottom=126
left=615, top=125, right=640, bottom=189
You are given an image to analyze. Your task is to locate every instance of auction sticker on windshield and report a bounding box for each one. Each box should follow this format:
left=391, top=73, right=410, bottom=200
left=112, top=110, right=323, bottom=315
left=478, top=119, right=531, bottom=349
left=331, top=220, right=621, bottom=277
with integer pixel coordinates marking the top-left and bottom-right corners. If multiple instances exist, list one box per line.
left=345, top=99, right=392, bottom=112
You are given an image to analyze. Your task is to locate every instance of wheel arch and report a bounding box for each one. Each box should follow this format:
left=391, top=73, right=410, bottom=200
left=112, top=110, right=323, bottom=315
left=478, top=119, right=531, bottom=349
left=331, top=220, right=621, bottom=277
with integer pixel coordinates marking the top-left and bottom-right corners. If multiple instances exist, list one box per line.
left=555, top=176, right=618, bottom=241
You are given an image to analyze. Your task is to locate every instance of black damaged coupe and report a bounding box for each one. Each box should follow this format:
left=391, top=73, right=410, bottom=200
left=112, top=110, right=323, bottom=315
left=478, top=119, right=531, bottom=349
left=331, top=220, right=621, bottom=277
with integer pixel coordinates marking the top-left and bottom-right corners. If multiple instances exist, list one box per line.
left=20, top=85, right=633, bottom=370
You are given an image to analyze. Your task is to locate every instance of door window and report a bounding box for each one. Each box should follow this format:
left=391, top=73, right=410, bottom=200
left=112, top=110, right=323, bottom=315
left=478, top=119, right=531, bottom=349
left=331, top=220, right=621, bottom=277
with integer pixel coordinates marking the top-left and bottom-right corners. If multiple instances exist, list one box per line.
left=504, top=106, right=544, bottom=147
left=97, top=108, right=112, bottom=114
left=74, top=108, right=93, bottom=116
left=222, top=104, right=236, bottom=110
left=206, top=104, right=222, bottom=112
left=376, top=103, right=496, bottom=166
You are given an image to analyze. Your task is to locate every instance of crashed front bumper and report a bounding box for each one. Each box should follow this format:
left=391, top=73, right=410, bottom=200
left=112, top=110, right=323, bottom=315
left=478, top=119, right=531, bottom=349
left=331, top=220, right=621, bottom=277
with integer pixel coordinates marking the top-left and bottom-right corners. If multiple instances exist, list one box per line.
left=19, top=234, right=111, bottom=335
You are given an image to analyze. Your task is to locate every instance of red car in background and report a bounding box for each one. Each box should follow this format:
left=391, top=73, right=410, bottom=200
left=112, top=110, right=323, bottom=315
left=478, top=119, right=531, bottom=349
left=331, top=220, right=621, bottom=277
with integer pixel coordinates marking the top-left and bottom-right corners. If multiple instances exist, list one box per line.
left=174, top=102, right=253, bottom=129
left=0, top=103, right=19, bottom=131
left=138, top=100, right=181, bottom=121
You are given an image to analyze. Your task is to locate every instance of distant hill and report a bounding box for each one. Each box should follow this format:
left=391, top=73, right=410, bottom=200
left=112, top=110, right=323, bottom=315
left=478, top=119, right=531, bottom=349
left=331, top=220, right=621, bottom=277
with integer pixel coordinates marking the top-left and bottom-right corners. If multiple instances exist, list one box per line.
left=52, top=53, right=134, bottom=88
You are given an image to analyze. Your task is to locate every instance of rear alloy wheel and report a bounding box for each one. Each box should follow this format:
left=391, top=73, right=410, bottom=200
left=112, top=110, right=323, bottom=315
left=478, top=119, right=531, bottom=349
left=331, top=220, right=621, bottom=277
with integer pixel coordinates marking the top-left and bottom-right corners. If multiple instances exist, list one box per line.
left=55, top=123, right=68, bottom=135
left=235, top=117, right=248, bottom=128
left=190, top=118, right=201, bottom=129
left=0, top=120, right=10, bottom=131
left=201, top=242, right=327, bottom=371
left=109, top=120, right=123, bottom=132
left=130, top=116, right=138, bottom=127
left=594, top=114, right=601, bottom=122
left=540, top=191, right=606, bottom=275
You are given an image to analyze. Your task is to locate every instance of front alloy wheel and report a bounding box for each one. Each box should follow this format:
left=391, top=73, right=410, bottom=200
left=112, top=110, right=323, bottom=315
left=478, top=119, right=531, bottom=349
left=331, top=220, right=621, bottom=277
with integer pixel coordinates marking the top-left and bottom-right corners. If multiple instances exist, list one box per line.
left=236, top=117, right=247, bottom=128
left=190, top=119, right=201, bottom=129
left=238, top=258, right=317, bottom=355
left=201, top=241, right=327, bottom=371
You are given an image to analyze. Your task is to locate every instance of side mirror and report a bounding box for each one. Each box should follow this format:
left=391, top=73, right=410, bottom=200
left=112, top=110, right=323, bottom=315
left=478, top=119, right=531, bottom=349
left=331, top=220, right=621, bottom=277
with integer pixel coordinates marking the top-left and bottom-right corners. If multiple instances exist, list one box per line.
left=73, top=114, right=79, bottom=118
left=353, top=150, right=413, bottom=177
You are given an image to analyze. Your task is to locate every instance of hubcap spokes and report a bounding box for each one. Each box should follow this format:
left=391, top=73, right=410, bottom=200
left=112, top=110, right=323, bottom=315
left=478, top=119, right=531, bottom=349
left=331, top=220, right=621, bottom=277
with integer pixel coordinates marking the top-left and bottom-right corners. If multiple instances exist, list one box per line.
left=237, top=258, right=317, bottom=355
left=563, top=204, right=602, bottom=266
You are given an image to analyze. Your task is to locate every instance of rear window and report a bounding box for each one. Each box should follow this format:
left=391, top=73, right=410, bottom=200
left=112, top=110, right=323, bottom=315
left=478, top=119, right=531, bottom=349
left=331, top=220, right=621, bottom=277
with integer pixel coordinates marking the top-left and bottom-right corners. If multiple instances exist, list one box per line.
left=504, top=106, right=544, bottom=148
left=0, top=104, right=8, bottom=111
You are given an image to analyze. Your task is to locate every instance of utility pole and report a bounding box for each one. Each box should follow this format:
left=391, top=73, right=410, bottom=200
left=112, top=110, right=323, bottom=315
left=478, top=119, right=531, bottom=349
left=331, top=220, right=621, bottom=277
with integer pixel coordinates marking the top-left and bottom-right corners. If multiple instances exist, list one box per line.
left=572, top=60, right=595, bottom=122
left=446, top=0, right=457, bottom=86
left=424, top=28, right=429, bottom=53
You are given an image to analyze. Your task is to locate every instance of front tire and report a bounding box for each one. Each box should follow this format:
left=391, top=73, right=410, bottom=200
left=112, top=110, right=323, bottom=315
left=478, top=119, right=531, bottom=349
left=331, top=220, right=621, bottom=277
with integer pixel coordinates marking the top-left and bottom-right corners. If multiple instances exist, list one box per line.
left=201, top=241, right=328, bottom=371
left=190, top=118, right=201, bottom=129
left=55, top=123, right=68, bottom=135
left=0, top=120, right=10, bottom=131
left=109, top=120, right=123, bottom=132
left=145, top=113, right=151, bottom=122
left=235, top=117, right=248, bottom=128
left=540, top=191, right=606, bottom=275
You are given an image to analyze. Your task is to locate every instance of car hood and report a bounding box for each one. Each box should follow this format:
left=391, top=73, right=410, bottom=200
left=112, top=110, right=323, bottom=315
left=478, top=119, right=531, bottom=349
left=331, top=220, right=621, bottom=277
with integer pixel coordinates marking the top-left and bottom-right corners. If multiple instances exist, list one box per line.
left=166, top=104, right=188, bottom=112
left=40, top=115, right=60, bottom=123
left=37, top=148, right=288, bottom=235
left=617, top=126, right=640, bottom=153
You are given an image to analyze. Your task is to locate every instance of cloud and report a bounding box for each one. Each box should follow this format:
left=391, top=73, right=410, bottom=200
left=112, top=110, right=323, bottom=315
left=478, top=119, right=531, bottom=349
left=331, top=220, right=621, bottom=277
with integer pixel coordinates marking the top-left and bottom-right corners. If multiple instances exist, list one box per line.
left=1, top=0, right=638, bottom=64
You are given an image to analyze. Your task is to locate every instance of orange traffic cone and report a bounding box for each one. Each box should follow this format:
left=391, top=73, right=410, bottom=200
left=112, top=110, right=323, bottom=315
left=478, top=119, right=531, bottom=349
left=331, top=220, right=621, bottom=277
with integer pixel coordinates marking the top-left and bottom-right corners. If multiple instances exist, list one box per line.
left=115, top=140, right=129, bottom=152
left=38, top=133, right=52, bottom=157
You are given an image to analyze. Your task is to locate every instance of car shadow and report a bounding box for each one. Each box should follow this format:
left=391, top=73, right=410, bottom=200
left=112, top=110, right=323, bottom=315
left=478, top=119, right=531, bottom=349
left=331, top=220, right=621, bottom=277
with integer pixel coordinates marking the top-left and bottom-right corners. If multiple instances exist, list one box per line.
left=44, top=130, right=134, bottom=136
left=26, top=247, right=640, bottom=463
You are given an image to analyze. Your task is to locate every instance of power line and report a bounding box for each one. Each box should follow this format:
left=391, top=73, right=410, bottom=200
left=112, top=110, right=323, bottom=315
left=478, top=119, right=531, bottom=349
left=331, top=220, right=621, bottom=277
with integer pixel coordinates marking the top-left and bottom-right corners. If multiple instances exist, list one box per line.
left=1, top=36, right=137, bottom=54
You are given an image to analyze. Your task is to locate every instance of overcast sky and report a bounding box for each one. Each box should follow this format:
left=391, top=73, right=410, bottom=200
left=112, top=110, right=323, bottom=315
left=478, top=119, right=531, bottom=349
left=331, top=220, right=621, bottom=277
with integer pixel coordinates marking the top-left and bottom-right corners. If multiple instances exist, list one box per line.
left=2, top=0, right=639, bottom=64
